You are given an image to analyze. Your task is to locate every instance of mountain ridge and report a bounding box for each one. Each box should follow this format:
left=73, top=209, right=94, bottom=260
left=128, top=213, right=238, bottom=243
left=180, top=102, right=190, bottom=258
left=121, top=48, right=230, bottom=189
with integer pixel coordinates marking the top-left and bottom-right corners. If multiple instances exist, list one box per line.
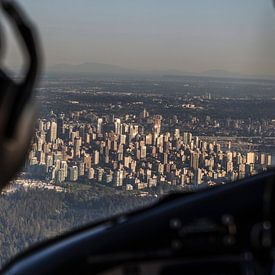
left=47, top=62, right=275, bottom=80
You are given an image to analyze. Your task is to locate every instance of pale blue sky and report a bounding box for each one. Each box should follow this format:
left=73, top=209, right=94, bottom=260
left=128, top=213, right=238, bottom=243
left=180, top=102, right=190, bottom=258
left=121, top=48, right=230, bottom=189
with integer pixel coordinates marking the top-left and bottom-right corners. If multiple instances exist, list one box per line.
left=2, top=0, right=275, bottom=75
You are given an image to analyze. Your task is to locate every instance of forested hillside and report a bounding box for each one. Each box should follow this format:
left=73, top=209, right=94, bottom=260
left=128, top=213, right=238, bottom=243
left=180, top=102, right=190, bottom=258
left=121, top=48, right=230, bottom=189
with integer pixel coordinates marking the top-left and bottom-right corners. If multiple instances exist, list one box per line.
left=0, top=186, right=154, bottom=268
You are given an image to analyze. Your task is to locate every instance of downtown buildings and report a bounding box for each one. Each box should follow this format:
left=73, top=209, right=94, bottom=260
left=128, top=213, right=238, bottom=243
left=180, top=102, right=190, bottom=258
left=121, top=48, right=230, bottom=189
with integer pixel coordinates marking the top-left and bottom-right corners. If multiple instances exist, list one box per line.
left=27, top=109, right=273, bottom=191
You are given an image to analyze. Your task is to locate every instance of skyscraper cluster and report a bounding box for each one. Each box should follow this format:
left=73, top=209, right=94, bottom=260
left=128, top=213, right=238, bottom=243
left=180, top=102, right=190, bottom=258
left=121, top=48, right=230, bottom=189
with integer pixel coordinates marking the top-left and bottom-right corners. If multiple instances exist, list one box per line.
left=27, top=110, right=272, bottom=190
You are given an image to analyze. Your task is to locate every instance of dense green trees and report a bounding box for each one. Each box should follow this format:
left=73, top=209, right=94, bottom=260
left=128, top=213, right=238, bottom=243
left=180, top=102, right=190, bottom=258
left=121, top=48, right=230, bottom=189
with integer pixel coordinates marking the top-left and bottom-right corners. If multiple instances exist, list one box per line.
left=0, top=187, right=154, bottom=268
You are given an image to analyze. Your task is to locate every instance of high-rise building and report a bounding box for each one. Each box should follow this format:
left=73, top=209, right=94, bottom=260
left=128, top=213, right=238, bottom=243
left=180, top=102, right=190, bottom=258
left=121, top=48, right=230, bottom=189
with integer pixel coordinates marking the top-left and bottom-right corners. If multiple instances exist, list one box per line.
left=124, top=156, right=131, bottom=168
left=193, top=168, right=202, bottom=185
left=267, top=154, right=272, bottom=166
left=96, top=168, right=104, bottom=182
left=114, top=169, right=124, bottom=186
left=191, top=151, right=199, bottom=170
left=56, top=169, right=66, bottom=183
left=49, top=121, right=57, bottom=142
left=94, top=150, right=100, bottom=165
left=227, top=151, right=233, bottom=162
left=140, top=145, right=147, bottom=159
left=183, top=132, right=192, bottom=145
left=174, top=129, right=180, bottom=139
left=140, top=108, right=149, bottom=119
left=153, top=115, right=162, bottom=137
left=97, top=118, right=103, bottom=134
left=78, top=162, right=85, bottom=176
left=114, top=118, right=121, bottom=135
left=260, top=153, right=266, bottom=165
left=88, top=168, right=95, bottom=179
left=226, top=161, right=233, bottom=173
left=129, top=124, right=138, bottom=140
left=246, top=152, right=255, bottom=164
left=37, top=137, right=43, bottom=152
left=84, top=154, right=91, bottom=170
left=61, top=161, right=68, bottom=179
left=74, top=137, right=81, bottom=158
left=69, top=166, right=78, bottom=181
left=57, top=113, right=65, bottom=138
left=38, top=119, right=44, bottom=131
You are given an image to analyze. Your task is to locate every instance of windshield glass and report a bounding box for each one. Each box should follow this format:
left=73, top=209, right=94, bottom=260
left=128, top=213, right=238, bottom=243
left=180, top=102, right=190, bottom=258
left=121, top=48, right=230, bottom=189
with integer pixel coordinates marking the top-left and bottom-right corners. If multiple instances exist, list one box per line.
left=0, top=0, right=275, bottom=268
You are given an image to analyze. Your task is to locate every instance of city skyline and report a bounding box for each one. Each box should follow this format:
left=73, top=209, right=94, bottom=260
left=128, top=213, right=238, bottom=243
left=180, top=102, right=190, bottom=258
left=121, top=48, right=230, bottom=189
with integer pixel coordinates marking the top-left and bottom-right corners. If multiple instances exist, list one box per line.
left=23, top=77, right=274, bottom=191
left=27, top=107, right=273, bottom=191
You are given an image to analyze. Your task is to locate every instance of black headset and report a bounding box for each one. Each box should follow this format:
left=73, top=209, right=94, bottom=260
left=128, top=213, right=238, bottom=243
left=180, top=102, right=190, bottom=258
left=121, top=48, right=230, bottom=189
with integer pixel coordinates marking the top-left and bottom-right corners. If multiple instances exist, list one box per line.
left=0, top=0, right=41, bottom=188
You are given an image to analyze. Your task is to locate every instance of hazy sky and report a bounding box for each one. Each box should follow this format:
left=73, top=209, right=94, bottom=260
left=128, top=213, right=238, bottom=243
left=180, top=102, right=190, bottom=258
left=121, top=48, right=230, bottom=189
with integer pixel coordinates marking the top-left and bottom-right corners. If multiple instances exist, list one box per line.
left=2, top=0, right=275, bottom=75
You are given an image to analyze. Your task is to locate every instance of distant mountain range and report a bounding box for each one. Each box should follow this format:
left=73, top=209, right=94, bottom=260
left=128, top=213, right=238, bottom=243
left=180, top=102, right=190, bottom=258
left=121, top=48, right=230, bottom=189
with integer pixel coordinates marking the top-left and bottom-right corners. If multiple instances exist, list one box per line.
left=47, top=62, right=275, bottom=80
left=198, top=69, right=245, bottom=78
left=48, top=62, right=140, bottom=76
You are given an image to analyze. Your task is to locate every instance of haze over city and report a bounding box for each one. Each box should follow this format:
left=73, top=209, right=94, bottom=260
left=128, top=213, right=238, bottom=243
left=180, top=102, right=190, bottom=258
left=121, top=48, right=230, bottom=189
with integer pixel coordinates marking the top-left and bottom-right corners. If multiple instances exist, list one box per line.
left=2, top=0, right=275, bottom=78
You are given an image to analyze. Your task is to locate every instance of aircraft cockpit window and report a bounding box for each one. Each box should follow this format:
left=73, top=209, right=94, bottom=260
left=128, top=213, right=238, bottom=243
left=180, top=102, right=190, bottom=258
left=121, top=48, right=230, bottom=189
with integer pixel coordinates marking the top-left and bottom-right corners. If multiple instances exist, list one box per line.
left=0, top=0, right=274, bottom=269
